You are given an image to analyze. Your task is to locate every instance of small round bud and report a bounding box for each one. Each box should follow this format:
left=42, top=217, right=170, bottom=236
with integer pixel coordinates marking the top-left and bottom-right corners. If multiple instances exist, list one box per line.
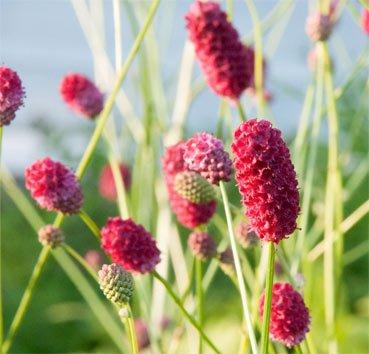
left=235, top=221, right=259, bottom=249
left=218, top=248, right=235, bottom=277
left=38, top=225, right=64, bottom=248
left=188, top=232, right=217, bottom=261
left=84, top=250, right=103, bottom=271
left=98, top=263, right=134, bottom=307
left=305, top=13, right=333, bottom=42
left=174, top=171, right=216, bottom=204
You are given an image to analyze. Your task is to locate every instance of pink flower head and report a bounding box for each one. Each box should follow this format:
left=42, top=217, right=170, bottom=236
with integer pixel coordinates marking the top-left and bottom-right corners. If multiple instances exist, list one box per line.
left=99, top=163, right=131, bottom=201
left=362, top=7, right=369, bottom=35
left=25, top=157, right=83, bottom=214
left=134, top=319, right=150, bottom=350
left=183, top=132, right=233, bottom=185
left=188, top=231, right=217, bottom=260
left=231, top=119, right=299, bottom=243
left=101, top=217, right=160, bottom=274
left=162, top=142, right=216, bottom=229
left=305, top=12, right=333, bottom=42
left=185, top=1, right=254, bottom=100
left=60, top=73, right=103, bottom=118
left=84, top=250, right=103, bottom=271
left=0, top=66, right=25, bottom=126
left=259, top=283, right=310, bottom=348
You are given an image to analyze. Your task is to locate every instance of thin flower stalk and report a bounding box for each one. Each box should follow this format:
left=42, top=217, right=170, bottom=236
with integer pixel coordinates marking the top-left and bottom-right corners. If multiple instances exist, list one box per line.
left=196, top=259, right=204, bottom=354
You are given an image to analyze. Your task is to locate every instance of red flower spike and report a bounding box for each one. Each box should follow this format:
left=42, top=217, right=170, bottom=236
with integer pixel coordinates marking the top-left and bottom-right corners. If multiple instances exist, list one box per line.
left=259, top=283, right=310, bottom=348
left=231, top=119, right=299, bottom=243
left=101, top=217, right=160, bottom=274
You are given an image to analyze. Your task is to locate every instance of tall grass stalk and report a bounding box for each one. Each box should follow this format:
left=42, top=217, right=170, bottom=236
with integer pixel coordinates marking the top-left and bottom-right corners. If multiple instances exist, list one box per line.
left=196, top=259, right=204, bottom=354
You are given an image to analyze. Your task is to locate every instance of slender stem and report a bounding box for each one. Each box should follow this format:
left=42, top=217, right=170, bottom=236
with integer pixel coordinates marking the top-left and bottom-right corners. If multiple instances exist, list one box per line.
left=196, top=259, right=204, bottom=354
left=2, top=247, right=51, bottom=353
left=260, top=242, right=275, bottom=354
left=123, top=304, right=139, bottom=354
left=152, top=270, right=221, bottom=354
left=295, top=345, right=304, bottom=354
left=0, top=126, right=3, bottom=349
left=79, top=210, right=101, bottom=239
left=236, top=101, right=247, bottom=122
left=180, top=257, right=195, bottom=303
left=219, top=182, right=258, bottom=354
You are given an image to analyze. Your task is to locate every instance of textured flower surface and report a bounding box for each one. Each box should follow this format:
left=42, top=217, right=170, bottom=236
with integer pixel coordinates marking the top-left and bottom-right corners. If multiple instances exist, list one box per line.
left=98, top=263, right=134, bottom=307
left=99, top=163, right=131, bottom=201
left=259, top=283, right=310, bottom=348
left=305, top=12, right=333, bottom=41
left=183, top=132, right=233, bottom=185
left=101, top=217, right=160, bottom=274
left=60, top=73, right=103, bottom=118
left=185, top=1, right=254, bottom=100
left=162, top=142, right=216, bottom=229
left=235, top=220, right=259, bottom=249
left=231, top=119, right=299, bottom=243
left=0, top=66, right=25, bottom=126
left=362, top=7, right=369, bottom=35
left=38, top=225, right=64, bottom=248
left=188, top=231, right=217, bottom=260
left=25, top=157, right=83, bottom=214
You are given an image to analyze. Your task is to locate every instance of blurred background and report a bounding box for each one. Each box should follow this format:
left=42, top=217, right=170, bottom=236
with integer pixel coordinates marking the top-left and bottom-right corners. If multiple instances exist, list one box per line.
left=1, top=0, right=368, bottom=353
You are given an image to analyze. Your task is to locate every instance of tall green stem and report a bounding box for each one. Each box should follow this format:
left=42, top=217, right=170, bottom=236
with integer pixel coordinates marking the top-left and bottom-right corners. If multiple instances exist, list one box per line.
left=236, top=101, right=247, bottom=122
left=219, top=182, right=258, bottom=354
left=2, top=246, right=51, bottom=353
left=152, top=271, right=221, bottom=354
left=122, top=305, right=139, bottom=354
left=0, top=126, right=3, bottom=349
left=260, top=242, right=275, bottom=354
left=196, top=259, right=204, bottom=354
left=79, top=210, right=101, bottom=239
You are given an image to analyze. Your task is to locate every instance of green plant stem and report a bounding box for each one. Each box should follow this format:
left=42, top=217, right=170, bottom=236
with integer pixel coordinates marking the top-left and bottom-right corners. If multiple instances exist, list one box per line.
left=196, top=259, right=204, bottom=354
left=122, top=305, right=139, bottom=354
left=0, top=126, right=3, bottom=349
left=260, top=242, right=275, bottom=354
left=152, top=270, right=221, bottom=354
left=79, top=210, right=101, bottom=239
left=236, top=101, right=247, bottom=122
left=295, top=345, right=304, bottom=354
left=219, top=182, right=258, bottom=354
left=2, top=246, right=51, bottom=353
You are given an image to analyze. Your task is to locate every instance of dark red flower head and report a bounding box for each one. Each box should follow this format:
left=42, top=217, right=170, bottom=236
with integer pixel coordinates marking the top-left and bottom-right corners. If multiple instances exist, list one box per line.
left=25, top=157, right=83, bottom=214
left=162, top=142, right=216, bottom=229
left=101, top=217, right=160, bottom=274
left=259, top=283, right=310, bottom=348
left=231, top=119, right=299, bottom=243
left=183, top=132, right=233, bottom=185
left=60, top=73, right=103, bottom=118
left=185, top=1, right=254, bottom=100
left=0, top=66, right=25, bottom=126
left=188, top=231, right=217, bottom=260
left=99, top=163, right=131, bottom=201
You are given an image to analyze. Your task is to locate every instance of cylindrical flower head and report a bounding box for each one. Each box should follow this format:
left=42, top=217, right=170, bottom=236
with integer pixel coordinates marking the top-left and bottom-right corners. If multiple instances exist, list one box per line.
left=162, top=142, right=216, bottom=229
left=38, top=224, right=64, bottom=248
left=235, top=221, right=259, bottom=249
left=231, top=119, right=300, bottom=243
left=135, top=319, right=150, bottom=351
left=101, top=217, right=161, bottom=274
left=188, top=231, right=217, bottom=260
left=60, top=73, right=104, bottom=118
left=99, top=163, right=131, bottom=201
left=305, top=12, right=333, bottom=42
left=259, top=283, right=310, bottom=348
left=174, top=171, right=216, bottom=204
left=0, top=66, right=25, bottom=126
left=218, top=248, right=235, bottom=277
left=25, top=157, right=83, bottom=214
left=362, top=8, right=369, bottom=35
left=98, top=263, right=134, bottom=307
left=185, top=1, right=254, bottom=100
left=183, top=132, right=233, bottom=185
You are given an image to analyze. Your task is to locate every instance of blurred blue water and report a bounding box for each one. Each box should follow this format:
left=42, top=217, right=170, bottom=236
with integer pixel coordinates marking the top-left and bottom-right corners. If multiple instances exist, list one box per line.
left=0, top=0, right=365, bottom=173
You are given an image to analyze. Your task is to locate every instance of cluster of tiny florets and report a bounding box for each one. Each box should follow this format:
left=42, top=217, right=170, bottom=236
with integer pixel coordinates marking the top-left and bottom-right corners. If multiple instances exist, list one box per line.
left=38, top=224, right=64, bottom=248
left=305, top=12, right=334, bottom=42
left=99, top=163, right=131, bottom=201
left=231, top=119, right=300, bottom=243
left=259, top=283, right=310, bottom=348
left=174, top=171, right=215, bottom=204
left=183, top=132, right=233, bottom=185
left=235, top=220, right=259, bottom=249
left=0, top=66, right=25, bottom=126
left=185, top=1, right=254, bottom=100
left=25, top=157, right=83, bottom=214
left=60, top=73, right=104, bottom=118
left=188, top=231, right=217, bottom=260
left=98, top=263, right=134, bottom=307
left=101, top=217, right=161, bottom=274
left=162, top=142, right=216, bottom=229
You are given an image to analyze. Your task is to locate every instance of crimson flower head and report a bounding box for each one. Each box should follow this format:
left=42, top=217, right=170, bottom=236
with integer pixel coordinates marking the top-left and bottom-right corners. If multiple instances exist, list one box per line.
left=0, top=66, right=25, bottom=126
left=101, top=217, right=160, bottom=274
left=99, top=163, right=131, bottom=201
left=183, top=132, right=233, bottom=185
left=162, top=142, right=216, bottom=229
left=231, top=119, right=299, bottom=243
left=25, top=157, right=83, bottom=214
left=60, top=73, right=103, bottom=118
left=362, top=7, right=369, bottom=35
left=185, top=1, right=254, bottom=100
left=188, top=231, right=217, bottom=260
left=259, top=283, right=310, bottom=348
